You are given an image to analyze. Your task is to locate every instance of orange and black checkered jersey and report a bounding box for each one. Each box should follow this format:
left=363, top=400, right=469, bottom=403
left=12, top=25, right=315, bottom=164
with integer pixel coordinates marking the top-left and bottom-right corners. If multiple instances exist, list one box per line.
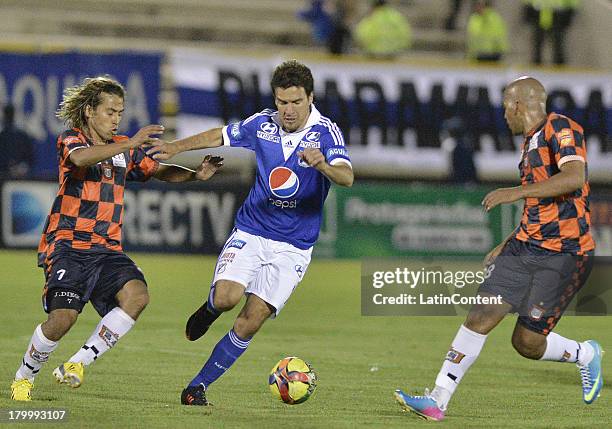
left=515, top=113, right=595, bottom=254
left=37, top=129, right=159, bottom=267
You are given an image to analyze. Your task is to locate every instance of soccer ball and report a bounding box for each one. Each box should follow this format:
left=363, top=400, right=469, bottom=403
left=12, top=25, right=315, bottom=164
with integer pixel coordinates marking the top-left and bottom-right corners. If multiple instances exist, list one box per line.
left=268, top=356, right=317, bottom=405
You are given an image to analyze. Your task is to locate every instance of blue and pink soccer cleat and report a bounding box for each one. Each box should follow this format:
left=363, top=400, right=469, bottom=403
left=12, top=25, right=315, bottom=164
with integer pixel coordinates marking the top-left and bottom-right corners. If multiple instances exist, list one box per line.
left=578, top=340, right=604, bottom=404
left=394, top=388, right=445, bottom=421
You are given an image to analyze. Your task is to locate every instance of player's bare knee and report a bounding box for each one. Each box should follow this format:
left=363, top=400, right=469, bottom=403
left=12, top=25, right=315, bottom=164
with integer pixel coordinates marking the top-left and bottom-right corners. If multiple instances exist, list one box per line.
left=43, top=310, right=78, bottom=341
left=131, top=291, right=150, bottom=312
left=116, top=280, right=149, bottom=319
left=464, top=300, right=509, bottom=334
left=213, top=293, right=239, bottom=312
left=233, top=315, right=262, bottom=338
left=511, top=330, right=545, bottom=360
left=213, top=281, right=244, bottom=311
left=464, top=310, right=496, bottom=334
left=121, top=291, right=149, bottom=320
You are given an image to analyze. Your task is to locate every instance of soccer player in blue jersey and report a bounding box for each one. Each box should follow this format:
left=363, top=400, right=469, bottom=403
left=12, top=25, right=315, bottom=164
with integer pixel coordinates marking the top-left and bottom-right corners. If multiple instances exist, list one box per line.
left=148, top=60, right=353, bottom=406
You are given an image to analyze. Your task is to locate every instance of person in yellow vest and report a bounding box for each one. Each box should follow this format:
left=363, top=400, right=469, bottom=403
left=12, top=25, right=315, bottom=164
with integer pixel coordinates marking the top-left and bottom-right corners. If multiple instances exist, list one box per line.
left=466, top=0, right=508, bottom=62
left=523, top=0, right=580, bottom=65
left=355, top=0, right=412, bottom=58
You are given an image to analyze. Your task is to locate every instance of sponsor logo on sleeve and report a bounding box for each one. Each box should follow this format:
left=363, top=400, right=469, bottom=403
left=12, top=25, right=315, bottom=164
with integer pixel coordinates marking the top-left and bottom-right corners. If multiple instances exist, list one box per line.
left=230, top=123, right=241, bottom=139
left=557, top=128, right=573, bottom=147
left=63, top=136, right=82, bottom=145
left=326, top=147, right=348, bottom=158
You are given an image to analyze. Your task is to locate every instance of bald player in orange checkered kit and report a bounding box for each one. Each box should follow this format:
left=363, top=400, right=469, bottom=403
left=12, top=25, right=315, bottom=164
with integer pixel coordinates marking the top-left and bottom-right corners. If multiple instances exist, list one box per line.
left=10, top=76, right=223, bottom=402
left=395, top=76, right=602, bottom=421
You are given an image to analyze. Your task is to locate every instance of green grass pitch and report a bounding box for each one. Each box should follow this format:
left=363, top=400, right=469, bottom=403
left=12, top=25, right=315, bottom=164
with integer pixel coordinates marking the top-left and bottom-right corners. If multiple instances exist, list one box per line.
left=0, top=249, right=609, bottom=428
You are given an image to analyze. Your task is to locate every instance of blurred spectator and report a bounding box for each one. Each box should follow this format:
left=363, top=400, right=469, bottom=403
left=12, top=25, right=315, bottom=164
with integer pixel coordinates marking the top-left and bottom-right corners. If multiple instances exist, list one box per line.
left=0, top=104, right=34, bottom=179
left=443, top=116, right=478, bottom=184
left=328, top=0, right=355, bottom=55
left=523, top=0, right=580, bottom=65
left=298, top=0, right=334, bottom=46
left=355, top=0, right=412, bottom=58
left=466, top=0, right=508, bottom=62
left=445, top=0, right=476, bottom=30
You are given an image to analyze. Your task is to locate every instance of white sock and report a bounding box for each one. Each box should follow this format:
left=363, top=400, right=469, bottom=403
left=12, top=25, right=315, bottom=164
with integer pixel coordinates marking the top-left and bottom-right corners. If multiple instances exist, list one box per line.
left=432, top=324, right=487, bottom=410
left=539, top=332, right=581, bottom=363
left=577, top=341, right=595, bottom=366
left=68, top=307, right=135, bottom=366
left=15, top=324, right=58, bottom=381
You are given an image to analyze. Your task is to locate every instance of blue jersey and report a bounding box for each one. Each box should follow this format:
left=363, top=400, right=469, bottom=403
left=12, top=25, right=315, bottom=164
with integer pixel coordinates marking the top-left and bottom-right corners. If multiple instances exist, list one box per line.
left=222, top=105, right=351, bottom=250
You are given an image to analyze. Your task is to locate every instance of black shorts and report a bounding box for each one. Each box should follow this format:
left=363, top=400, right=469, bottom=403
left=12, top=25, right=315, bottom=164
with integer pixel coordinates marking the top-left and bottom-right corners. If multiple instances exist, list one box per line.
left=42, top=250, right=147, bottom=317
left=478, top=238, right=593, bottom=335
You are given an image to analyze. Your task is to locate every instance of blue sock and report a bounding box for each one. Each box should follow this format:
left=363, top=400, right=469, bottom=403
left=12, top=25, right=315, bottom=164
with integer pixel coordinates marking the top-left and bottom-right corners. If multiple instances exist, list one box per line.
left=189, top=329, right=251, bottom=388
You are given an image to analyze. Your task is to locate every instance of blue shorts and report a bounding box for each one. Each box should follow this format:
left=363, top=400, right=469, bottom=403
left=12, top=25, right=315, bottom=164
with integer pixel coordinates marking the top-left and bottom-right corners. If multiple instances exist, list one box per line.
left=42, top=250, right=147, bottom=317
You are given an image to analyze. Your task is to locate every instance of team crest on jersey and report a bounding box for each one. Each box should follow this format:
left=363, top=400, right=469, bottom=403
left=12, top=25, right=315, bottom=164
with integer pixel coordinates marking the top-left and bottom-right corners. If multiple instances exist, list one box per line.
left=296, top=149, right=310, bottom=168
left=102, top=162, right=113, bottom=180
left=295, top=264, right=304, bottom=279
left=269, top=167, right=299, bottom=198
left=529, top=305, right=545, bottom=321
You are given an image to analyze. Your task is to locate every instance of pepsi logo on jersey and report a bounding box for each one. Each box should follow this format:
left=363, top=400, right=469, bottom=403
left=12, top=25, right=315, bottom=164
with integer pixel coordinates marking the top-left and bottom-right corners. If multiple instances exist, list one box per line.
left=268, top=167, right=299, bottom=209
left=269, top=167, right=299, bottom=198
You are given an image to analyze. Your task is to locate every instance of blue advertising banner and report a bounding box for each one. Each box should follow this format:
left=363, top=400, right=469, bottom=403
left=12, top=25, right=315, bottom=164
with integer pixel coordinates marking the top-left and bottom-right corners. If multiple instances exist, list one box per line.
left=0, top=51, right=161, bottom=178
left=0, top=179, right=248, bottom=254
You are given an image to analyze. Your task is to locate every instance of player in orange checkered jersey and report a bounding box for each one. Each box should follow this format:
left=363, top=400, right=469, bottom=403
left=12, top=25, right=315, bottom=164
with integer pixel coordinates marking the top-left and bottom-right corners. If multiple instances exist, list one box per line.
left=10, top=76, right=223, bottom=402
left=395, top=77, right=602, bottom=421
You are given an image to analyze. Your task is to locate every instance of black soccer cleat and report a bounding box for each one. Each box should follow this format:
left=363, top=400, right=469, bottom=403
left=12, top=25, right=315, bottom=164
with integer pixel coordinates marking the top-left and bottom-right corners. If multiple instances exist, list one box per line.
left=181, top=385, right=211, bottom=406
left=185, top=303, right=220, bottom=341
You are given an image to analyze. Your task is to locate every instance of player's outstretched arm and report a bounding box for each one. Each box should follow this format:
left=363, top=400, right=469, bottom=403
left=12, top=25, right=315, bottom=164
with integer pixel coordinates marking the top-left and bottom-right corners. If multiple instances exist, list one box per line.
left=298, top=148, right=354, bottom=187
left=154, top=155, right=224, bottom=182
left=70, top=125, right=164, bottom=167
left=481, top=161, right=584, bottom=212
left=147, top=127, right=224, bottom=161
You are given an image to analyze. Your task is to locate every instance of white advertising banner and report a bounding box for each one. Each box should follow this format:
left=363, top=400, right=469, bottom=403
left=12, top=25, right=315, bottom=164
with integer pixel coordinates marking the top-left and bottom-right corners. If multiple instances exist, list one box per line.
left=170, top=48, right=612, bottom=182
